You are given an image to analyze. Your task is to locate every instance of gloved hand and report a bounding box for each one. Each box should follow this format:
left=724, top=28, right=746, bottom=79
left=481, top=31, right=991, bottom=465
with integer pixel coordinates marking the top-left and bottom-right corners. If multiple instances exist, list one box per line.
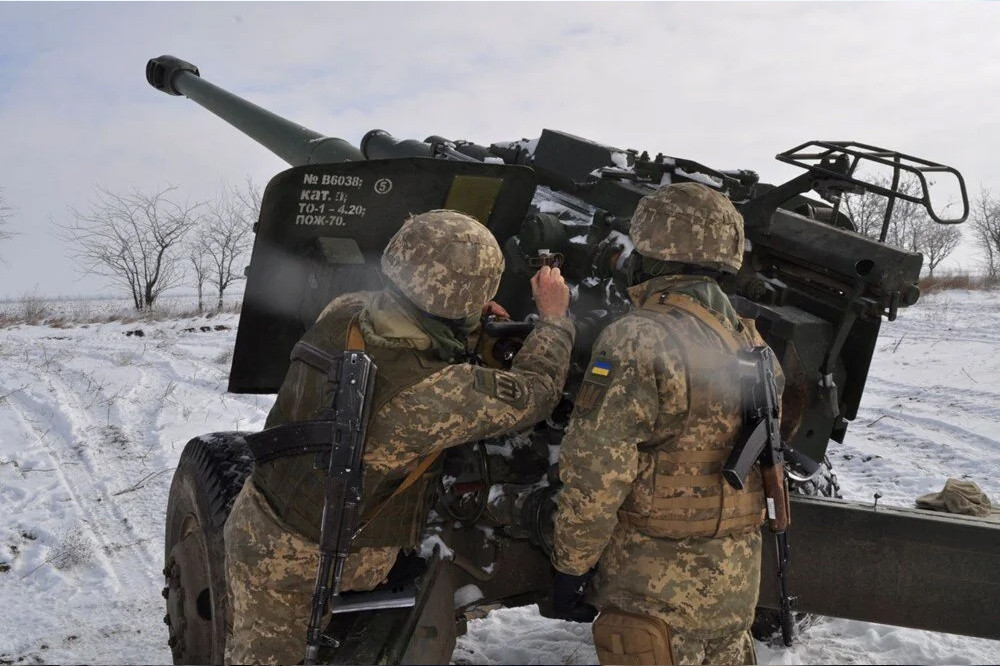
left=549, top=569, right=598, bottom=623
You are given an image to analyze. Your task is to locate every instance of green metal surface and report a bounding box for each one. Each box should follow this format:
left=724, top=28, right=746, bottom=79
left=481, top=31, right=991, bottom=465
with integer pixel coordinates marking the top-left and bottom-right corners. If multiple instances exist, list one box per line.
left=759, top=495, right=1000, bottom=640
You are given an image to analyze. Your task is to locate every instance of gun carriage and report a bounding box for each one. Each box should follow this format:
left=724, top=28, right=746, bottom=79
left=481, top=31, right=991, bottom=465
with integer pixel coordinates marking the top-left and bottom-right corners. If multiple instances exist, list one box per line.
left=147, top=55, right=998, bottom=665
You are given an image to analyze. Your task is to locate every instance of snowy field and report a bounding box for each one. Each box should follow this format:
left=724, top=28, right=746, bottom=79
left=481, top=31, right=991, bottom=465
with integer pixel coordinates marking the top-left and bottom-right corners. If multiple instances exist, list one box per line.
left=1, top=290, right=998, bottom=665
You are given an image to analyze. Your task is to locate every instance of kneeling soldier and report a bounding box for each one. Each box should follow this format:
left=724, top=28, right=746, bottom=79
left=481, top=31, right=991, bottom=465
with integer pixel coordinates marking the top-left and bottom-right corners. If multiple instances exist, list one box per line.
left=225, top=210, right=574, bottom=665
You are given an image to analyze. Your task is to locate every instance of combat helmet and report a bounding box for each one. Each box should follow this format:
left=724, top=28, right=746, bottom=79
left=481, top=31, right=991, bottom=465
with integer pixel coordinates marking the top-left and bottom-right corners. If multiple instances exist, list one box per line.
left=381, top=209, right=505, bottom=319
left=629, top=182, right=745, bottom=274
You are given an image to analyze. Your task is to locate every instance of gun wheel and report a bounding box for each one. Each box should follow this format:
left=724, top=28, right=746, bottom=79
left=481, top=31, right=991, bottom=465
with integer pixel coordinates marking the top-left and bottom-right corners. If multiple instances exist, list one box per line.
left=163, top=433, right=253, bottom=665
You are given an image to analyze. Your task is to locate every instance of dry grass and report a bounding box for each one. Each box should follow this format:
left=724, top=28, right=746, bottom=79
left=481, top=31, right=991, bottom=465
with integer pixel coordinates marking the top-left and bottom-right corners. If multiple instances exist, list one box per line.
left=0, top=294, right=242, bottom=328
left=919, top=272, right=995, bottom=294
left=18, top=293, right=53, bottom=324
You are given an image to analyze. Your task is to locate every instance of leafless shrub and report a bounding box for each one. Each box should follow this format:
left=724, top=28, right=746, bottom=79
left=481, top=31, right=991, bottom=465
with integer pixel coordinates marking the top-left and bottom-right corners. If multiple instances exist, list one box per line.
left=58, top=186, right=203, bottom=310
left=19, top=293, right=52, bottom=324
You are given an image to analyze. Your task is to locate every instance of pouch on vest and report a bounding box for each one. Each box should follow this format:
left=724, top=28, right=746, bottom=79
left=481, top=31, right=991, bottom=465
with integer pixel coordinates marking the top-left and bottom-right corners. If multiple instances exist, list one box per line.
left=593, top=608, right=675, bottom=666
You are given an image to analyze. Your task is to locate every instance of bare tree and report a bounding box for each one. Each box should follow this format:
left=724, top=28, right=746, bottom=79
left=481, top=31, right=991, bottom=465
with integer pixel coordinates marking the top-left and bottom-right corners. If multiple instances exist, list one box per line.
left=232, top=176, right=262, bottom=226
left=971, top=188, right=1000, bottom=285
left=840, top=185, right=887, bottom=238
left=914, top=217, right=962, bottom=277
left=842, top=177, right=962, bottom=276
left=60, top=186, right=202, bottom=310
left=202, top=179, right=259, bottom=310
left=187, top=232, right=212, bottom=313
left=842, top=176, right=924, bottom=247
left=0, top=188, right=13, bottom=244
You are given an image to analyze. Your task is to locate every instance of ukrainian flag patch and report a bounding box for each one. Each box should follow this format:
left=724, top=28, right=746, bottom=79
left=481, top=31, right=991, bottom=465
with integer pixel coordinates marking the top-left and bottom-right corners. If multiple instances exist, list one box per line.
left=575, top=356, right=617, bottom=417
left=591, top=360, right=612, bottom=377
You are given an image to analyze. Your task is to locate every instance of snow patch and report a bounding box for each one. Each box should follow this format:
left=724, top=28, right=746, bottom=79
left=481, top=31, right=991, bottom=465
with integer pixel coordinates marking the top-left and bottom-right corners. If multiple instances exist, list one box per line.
left=676, top=168, right=723, bottom=189
left=610, top=151, right=630, bottom=169
left=487, top=484, right=505, bottom=504
left=453, top=583, right=484, bottom=608
left=418, top=533, right=454, bottom=561
left=2, top=293, right=1000, bottom=664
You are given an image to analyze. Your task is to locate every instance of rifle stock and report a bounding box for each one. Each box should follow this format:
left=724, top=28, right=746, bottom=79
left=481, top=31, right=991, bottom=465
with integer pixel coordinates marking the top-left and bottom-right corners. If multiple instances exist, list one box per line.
left=761, top=462, right=790, bottom=533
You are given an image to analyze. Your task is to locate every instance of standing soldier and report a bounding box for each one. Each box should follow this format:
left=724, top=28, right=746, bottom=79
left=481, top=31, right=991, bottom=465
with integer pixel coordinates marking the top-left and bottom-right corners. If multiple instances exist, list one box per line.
left=224, top=209, right=574, bottom=665
left=549, top=183, right=781, bottom=665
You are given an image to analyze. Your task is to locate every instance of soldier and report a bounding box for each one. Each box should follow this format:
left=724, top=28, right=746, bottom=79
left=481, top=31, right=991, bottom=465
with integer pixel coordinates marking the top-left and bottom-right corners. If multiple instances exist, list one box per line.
left=224, top=209, right=574, bottom=665
left=549, top=183, right=780, bottom=665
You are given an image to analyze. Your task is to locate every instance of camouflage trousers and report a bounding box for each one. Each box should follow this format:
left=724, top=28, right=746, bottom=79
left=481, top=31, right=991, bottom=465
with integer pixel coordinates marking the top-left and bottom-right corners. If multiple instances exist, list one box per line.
left=667, top=629, right=756, bottom=665
left=590, top=523, right=761, bottom=665
left=223, top=478, right=399, bottom=665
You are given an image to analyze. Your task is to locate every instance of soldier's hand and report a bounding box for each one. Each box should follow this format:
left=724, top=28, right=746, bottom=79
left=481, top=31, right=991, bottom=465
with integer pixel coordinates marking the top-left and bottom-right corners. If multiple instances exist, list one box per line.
left=482, top=300, right=511, bottom=321
left=531, top=265, right=570, bottom=318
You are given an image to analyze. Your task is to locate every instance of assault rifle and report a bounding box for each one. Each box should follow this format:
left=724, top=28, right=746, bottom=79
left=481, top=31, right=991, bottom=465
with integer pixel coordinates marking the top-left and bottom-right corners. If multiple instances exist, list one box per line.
left=302, top=349, right=377, bottom=664
left=242, top=347, right=377, bottom=662
left=723, top=346, right=796, bottom=646
left=246, top=345, right=378, bottom=665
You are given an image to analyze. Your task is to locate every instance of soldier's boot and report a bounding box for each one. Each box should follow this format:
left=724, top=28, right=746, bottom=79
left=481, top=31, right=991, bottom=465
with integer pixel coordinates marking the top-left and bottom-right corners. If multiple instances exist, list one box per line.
left=592, top=608, right=675, bottom=665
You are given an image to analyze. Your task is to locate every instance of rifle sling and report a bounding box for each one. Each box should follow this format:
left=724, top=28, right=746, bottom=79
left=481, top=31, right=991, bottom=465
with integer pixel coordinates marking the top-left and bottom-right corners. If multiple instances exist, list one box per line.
left=248, top=316, right=371, bottom=464
left=353, top=450, right=442, bottom=540
left=246, top=422, right=350, bottom=465
left=287, top=315, right=366, bottom=375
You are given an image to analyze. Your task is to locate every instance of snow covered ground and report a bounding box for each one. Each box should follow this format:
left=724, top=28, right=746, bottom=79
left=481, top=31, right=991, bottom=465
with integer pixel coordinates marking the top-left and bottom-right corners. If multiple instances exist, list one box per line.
left=1, top=290, right=998, bottom=665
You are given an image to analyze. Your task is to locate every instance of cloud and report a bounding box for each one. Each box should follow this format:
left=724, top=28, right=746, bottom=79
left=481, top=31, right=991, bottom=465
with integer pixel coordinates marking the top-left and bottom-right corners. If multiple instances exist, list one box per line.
left=0, top=1, right=996, bottom=297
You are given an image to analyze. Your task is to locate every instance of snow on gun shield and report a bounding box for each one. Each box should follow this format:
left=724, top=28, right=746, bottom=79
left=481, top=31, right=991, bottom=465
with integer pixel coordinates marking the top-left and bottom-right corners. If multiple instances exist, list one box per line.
left=242, top=340, right=379, bottom=665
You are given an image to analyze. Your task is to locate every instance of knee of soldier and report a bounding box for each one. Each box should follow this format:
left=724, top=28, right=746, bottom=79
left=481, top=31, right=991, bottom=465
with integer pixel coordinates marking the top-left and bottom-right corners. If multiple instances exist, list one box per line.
left=592, top=608, right=676, bottom=665
left=705, top=629, right=757, bottom=666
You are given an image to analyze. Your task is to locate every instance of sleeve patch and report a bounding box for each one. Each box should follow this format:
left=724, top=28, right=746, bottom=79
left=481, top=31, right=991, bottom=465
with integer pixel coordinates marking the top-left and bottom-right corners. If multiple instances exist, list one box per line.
left=574, top=356, right=618, bottom=417
left=473, top=368, right=528, bottom=408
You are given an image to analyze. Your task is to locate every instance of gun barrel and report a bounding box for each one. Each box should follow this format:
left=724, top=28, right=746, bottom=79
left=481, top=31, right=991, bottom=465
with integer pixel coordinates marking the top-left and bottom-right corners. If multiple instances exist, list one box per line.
left=146, top=55, right=363, bottom=166
left=360, top=130, right=436, bottom=159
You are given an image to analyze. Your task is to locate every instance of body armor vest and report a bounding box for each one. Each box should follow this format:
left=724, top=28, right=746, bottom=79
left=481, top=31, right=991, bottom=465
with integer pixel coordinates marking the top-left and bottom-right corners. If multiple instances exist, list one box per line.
left=254, top=297, right=448, bottom=548
left=617, top=292, right=766, bottom=539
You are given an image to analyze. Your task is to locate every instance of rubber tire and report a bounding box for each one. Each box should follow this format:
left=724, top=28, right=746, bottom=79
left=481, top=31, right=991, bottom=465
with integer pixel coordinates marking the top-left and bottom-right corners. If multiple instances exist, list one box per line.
left=163, top=433, right=253, bottom=665
left=751, top=456, right=842, bottom=646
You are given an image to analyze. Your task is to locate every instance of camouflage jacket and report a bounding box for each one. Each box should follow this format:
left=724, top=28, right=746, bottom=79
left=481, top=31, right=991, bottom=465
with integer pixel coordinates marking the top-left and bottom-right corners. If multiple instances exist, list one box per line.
left=553, top=275, right=780, bottom=576
left=258, top=290, right=575, bottom=551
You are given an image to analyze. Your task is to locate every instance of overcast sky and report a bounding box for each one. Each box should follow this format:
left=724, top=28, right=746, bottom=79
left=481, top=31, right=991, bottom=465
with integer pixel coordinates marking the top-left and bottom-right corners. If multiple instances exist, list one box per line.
left=1, top=1, right=997, bottom=300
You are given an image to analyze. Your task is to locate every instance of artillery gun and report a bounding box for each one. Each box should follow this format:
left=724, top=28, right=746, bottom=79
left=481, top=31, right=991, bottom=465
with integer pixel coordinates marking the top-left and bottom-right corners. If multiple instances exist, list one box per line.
left=146, top=55, right=999, bottom=664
